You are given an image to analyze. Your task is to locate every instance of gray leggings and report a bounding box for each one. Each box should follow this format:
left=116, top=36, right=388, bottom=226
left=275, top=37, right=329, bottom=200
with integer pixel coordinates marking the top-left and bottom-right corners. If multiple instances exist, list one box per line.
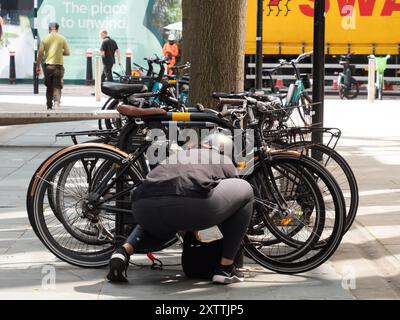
left=127, top=178, right=253, bottom=260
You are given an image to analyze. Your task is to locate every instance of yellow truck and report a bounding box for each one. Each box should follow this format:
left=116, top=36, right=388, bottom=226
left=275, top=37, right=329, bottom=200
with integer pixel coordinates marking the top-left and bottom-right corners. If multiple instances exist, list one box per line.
left=246, top=0, right=400, bottom=55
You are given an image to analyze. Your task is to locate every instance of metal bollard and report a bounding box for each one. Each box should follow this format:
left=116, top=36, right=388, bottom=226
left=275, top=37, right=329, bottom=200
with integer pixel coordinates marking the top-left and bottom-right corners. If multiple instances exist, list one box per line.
left=125, top=49, right=132, bottom=76
left=86, top=48, right=94, bottom=86
left=368, top=58, right=376, bottom=103
left=9, top=50, right=16, bottom=84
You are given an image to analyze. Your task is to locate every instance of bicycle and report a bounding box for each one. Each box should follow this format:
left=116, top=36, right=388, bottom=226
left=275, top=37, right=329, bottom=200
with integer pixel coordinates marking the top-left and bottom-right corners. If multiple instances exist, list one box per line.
left=212, top=92, right=359, bottom=234
left=337, top=53, right=360, bottom=100
left=263, top=52, right=314, bottom=127
left=27, top=97, right=345, bottom=274
left=368, top=54, right=391, bottom=100
left=98, top=55, right=168, bottom=130
left=337, top=54, right=359, bottom=100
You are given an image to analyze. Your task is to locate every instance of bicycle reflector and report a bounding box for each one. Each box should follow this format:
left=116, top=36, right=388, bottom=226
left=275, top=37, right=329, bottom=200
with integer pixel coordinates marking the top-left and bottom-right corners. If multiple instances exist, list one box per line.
left=280, top=218, right=293, bottom=226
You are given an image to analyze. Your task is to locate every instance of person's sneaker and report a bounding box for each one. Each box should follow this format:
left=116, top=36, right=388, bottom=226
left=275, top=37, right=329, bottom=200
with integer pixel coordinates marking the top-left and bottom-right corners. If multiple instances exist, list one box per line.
left=106, top=247, right=129, bottom=283
left=212, top=264, right=244, bottom=284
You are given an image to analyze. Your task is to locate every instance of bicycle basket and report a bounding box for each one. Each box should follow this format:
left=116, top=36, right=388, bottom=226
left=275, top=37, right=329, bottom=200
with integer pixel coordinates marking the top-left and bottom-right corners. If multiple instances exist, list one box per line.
left=300, top=74, right=311, bottom=89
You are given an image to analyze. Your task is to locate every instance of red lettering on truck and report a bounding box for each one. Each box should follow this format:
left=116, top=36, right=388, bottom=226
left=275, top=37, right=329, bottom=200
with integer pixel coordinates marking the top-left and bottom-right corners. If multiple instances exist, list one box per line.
left=299, top=0, right=330, bottom=16
left=299, top=0, right=398, bottom=17
left=381, top=0, right=400, bottom=16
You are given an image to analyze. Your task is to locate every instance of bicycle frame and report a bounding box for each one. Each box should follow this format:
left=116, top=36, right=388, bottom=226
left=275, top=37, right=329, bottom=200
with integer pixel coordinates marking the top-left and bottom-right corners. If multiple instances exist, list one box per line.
left=86, top=107, right=300, bottom=218
left=263, top=53, right=313, bottom=126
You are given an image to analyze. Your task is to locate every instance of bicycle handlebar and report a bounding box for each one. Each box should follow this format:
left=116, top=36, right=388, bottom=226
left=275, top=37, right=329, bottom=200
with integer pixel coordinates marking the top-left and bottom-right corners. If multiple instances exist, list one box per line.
left=145, top=55, right=170, bottom=65
left=133, top=62, right=148, bottom=72
left=293, top=51, right=313, bottom=64
left=278, top=51, right=313, bottom=66
left=171, top=62, right=191, bottom=71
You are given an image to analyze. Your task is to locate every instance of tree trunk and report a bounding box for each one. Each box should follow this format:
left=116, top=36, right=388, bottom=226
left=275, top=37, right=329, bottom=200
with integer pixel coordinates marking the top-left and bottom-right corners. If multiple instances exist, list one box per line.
left=181, top=0, right=197, bottom=65
left=187, top=0, right=248, bottom=109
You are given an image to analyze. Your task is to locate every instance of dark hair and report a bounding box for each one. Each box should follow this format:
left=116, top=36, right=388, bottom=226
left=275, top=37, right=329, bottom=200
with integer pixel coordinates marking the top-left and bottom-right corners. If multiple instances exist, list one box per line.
left=48, top=22, right=59, bottom=31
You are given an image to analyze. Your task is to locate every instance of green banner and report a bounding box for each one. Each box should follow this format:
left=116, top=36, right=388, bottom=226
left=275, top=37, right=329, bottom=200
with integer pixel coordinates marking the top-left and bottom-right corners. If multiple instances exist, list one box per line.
left=38, top=0, right=164, bottom=80
left=0, top=0, right=182, bottom=81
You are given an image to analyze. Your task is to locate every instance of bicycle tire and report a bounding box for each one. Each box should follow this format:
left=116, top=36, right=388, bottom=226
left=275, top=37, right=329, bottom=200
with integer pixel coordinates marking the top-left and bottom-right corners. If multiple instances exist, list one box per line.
left=285, top=142, right=359, bottom=233
left=98, top=97, right=114, bottom=130
left=27, top=146, right=144, bottom=267
left=243, top=154, right=345, bottom=274
left=247, top=157, right=326, bottom=261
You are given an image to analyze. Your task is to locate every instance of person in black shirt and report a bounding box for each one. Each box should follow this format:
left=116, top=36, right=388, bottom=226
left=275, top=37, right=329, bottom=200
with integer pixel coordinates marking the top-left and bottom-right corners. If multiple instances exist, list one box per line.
left=107, top=147, right=254, bottom=285
left=99, top=30, right=121, bottom=82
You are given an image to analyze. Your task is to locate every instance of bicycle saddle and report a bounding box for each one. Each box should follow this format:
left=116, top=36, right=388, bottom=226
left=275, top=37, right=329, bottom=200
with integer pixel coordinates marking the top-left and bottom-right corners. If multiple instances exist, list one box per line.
left=102, top=82, right=148, bottom=99
left=117, top=104, right=167, bottom=118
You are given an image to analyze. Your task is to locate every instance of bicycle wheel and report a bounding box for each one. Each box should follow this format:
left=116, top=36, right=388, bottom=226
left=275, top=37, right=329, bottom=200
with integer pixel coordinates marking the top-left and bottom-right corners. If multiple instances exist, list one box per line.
left=338, top=84, right=345, bottom=100
left=249, top=153, right=341, bottom=253
left=243, top=154, right=345, bottom=274
left=247, top=158, right=326, bottom=261
left=285, top=142, right=359, bottom=233
left=27, top=145, right=144, bottom=267
left=298, top=93, right=312, bottom=127
left=105, top=99, right=124, bottom=130
left=98, top=97, right=114, bottom=130
left=53, top=160, right=119, bottom=246
left=345, top=80, right=359, bottom=100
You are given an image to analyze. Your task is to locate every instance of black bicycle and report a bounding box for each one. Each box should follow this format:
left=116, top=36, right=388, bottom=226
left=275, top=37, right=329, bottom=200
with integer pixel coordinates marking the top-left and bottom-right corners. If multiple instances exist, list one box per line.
left=27, top=96, right=345, bottom=274
left=213, top=92, right=359, bottom=234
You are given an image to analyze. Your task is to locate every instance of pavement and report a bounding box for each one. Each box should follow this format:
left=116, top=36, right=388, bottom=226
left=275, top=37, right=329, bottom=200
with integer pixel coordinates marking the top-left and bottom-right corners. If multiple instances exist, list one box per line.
left=0, top=84, right=399, bottom=300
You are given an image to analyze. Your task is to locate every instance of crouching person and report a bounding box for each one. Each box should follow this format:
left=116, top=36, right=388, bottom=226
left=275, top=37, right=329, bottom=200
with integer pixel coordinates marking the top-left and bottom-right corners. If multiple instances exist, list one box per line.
left=107, top=147, right=253, bottom=285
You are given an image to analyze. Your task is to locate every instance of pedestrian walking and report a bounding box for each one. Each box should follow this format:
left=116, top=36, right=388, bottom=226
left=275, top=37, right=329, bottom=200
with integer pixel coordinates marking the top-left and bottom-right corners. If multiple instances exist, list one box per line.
left=100, top=31, right=121, bottom=82
left=36, top=22, right=70, bottom=110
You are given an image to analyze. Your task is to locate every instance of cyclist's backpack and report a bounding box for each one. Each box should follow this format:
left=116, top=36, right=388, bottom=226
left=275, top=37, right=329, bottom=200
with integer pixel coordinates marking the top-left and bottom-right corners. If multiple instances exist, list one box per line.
left=181, top=232, right=222, bottom=280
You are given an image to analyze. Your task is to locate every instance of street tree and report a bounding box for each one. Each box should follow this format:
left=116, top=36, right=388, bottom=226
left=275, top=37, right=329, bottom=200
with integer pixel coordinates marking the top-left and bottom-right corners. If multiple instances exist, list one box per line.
left=182, top=0, right=248, bottom=108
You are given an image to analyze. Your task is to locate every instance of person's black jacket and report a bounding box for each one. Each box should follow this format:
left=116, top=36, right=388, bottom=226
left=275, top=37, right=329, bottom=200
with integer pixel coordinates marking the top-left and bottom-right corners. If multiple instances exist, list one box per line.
left=132, top=149, right=236, bottom=200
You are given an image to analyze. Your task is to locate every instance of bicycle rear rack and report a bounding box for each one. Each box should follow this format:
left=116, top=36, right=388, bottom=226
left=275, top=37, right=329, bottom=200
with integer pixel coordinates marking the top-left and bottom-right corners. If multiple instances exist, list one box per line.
left=56, top=129, right=120, bottom=145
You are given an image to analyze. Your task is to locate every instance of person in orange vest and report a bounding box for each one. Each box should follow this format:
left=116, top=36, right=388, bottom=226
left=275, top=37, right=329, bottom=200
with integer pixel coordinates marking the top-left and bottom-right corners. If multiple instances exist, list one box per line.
left=162, top=34, right=179, bottom=75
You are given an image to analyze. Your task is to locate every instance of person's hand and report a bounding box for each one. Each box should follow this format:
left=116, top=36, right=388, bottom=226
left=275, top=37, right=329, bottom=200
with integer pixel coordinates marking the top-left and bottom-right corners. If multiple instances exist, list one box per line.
left=36, top=66, right=41, bottom=76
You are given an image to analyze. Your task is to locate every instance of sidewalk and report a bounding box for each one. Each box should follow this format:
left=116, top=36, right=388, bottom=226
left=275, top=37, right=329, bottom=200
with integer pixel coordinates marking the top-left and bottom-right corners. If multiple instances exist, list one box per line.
left=0, top=84, right=106, bottom=113
left=0, top=92, right=399, bottom=299
left=325, top=99, right=400, bottom=299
